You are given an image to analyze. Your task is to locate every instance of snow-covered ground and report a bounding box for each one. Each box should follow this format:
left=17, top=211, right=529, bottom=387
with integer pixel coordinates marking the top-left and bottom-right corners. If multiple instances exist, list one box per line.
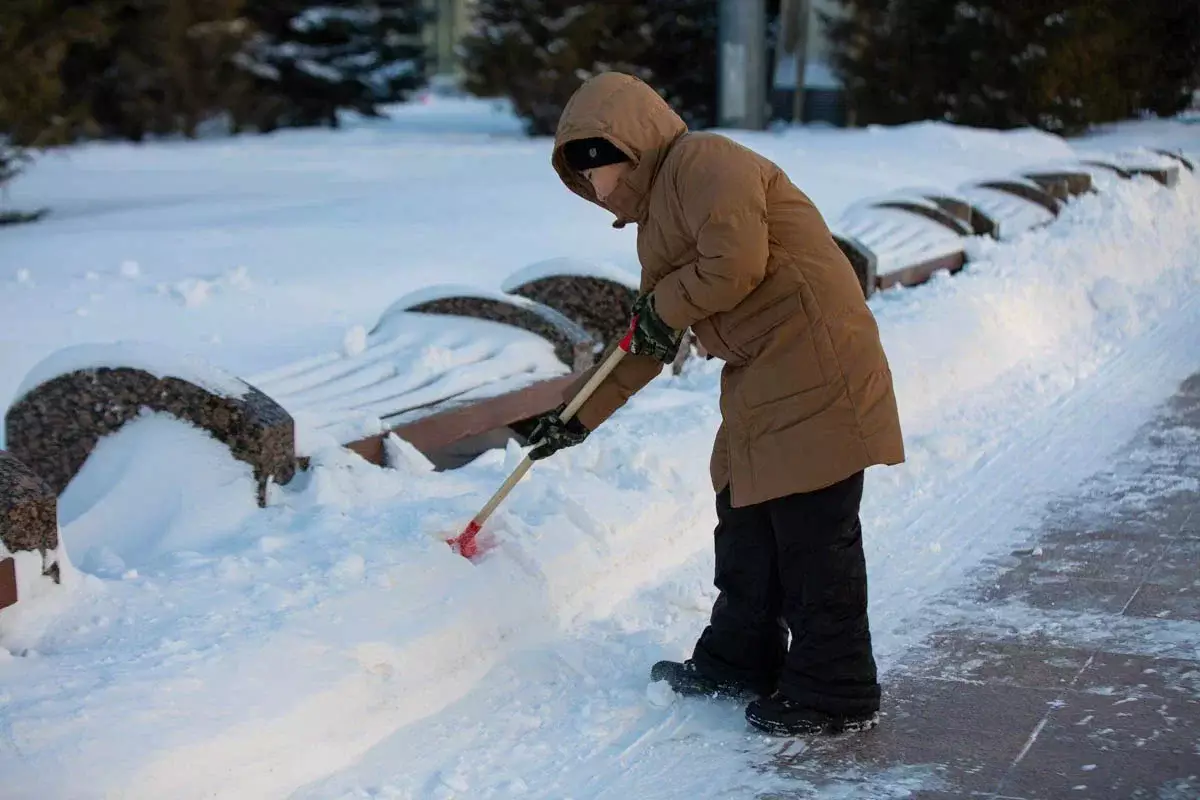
left=0, top=98, right=1197, bottom=799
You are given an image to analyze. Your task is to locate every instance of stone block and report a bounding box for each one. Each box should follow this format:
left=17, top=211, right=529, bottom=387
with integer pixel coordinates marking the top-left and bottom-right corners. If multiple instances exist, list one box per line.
left=5, top=369, right=295, bottom=507
left=832, top=233, right=878, bottom=299
left=504, top=273, right=638, bottom=353
left=381, top=289, right=595, bottom=371
left=0, top=450, right=59, bottom=580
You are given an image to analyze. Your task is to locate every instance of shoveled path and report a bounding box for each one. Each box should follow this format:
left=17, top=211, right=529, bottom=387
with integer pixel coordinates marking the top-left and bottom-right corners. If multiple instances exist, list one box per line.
left=764, top=372, right=1200, bottom=799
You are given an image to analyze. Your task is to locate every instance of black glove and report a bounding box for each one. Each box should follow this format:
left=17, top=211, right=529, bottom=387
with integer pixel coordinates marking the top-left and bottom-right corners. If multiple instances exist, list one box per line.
left=628, top=292, right=683, bottom=364
left=526, top=406, right=590, bottom=461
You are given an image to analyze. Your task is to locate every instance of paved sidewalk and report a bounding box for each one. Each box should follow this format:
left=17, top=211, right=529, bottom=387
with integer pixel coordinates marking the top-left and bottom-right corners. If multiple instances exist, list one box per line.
left=764, top=373, right=1200, bottom=799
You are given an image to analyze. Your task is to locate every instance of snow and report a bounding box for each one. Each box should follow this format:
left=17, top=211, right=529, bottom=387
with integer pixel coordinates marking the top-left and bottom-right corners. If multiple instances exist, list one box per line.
left=0, top=96, right=1198, bottom=798
left=12, top=341, right=250, bottom=406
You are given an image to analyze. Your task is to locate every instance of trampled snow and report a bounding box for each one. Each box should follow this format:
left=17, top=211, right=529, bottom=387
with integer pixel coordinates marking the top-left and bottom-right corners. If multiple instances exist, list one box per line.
left=0, top=97, right=1197, bottom=799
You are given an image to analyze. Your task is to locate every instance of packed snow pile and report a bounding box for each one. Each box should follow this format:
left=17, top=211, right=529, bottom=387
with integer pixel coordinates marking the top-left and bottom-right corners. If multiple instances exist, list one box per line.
left=0, top=97, right=1197, bottom=799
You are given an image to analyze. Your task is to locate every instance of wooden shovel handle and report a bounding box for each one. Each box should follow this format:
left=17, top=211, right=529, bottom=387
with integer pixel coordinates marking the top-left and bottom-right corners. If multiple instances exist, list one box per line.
left=451, top=316, right=638, bottom=557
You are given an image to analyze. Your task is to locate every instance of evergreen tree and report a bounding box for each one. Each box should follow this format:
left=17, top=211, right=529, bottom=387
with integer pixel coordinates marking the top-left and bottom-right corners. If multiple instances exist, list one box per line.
left=0, top=0, right=110, bottom=220
left=460, top=0, right=753, bottom=135
left=0, top=0, right=112, bottom=147
left=1121, top=0, right=1200, bottom=117
left=641, top=0, right=720, bottom=129
left=460, top=0, right=655, bottom=136
left=237, top=1, right=431, bottom=130
left=824, top=0, right=1200, bottom=135
left=68, top=0, right=251, bottom=141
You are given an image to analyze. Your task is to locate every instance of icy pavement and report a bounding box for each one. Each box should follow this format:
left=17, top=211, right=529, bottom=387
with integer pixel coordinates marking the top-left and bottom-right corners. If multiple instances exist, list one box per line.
left=765, top=372, right=1200, bottom=799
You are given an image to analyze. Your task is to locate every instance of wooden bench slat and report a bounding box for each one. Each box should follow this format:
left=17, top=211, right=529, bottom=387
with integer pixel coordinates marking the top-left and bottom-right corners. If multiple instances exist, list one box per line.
left=0, top=557, right=15, bottom=611
left=318, top=362, right=554, bottom=430
left=343, top=373, right=578, bottom=468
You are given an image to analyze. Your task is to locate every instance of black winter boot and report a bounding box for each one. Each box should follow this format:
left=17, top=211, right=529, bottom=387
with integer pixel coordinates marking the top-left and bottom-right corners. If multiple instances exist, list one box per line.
left=650, top=659, right=772, bottom=699
left=745, top=692, right=879, bottom=736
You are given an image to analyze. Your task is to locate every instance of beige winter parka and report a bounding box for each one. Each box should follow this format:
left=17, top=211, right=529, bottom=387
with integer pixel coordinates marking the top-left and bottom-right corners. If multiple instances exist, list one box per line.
left=552, top=72, right=904, bottom=507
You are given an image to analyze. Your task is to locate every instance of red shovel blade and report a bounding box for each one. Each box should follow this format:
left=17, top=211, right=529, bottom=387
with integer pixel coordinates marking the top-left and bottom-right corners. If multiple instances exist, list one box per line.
left=448, top=519, right=481, bottom=559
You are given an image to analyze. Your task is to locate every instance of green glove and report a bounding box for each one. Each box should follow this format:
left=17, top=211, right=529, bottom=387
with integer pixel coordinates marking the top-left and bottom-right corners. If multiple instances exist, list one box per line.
left=629, top=292, right=683, bottom=364
left=526, top=406, right=590, bottom=461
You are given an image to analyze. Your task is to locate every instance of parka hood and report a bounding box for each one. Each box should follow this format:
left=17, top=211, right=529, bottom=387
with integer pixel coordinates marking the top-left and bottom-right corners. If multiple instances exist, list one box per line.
left=552, top=72, right=688, bottom=228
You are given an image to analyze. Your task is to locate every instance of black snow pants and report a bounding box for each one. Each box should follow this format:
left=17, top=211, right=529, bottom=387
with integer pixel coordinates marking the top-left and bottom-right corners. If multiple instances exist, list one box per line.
left=690, top=470, right=880, bottom=716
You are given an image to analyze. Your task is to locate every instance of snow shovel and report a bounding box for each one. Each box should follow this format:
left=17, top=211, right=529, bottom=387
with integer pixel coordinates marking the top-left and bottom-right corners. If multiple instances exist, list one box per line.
left=448, top=316, right=638, bottom=559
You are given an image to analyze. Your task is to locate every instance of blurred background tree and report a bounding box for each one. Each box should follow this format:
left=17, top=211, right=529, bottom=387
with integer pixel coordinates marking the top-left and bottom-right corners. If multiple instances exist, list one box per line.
left=236, top=0, right=431, bottom=131
left=459, top=0, right=656, bottom=136
left=458, top=0, right=765, bottom=135
left=0, top=0, right=429, bottom=146
left=0, top=0, right=1196, bottom=210
left=823, top=0, right=1200, bottom=135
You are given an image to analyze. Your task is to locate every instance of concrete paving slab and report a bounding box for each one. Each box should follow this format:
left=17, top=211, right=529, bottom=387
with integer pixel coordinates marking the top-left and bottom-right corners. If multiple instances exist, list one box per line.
left=759, top=370, right=1200, bottom=798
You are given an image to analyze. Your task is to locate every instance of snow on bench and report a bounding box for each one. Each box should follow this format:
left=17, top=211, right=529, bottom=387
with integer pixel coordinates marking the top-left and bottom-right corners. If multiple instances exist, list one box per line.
left=1021, top=170, right=1094, bottom=200
left=835, top=204, right=968, bottom=292
left=1150, top=148, right=1194, bottom=173
left=250, top=313, right=570, bottom=456
left=1075, top=154, right=1182, bottom=187
left=4, top=343, right=296, bottom=507
left=954, top=182, right=1057, bottom=240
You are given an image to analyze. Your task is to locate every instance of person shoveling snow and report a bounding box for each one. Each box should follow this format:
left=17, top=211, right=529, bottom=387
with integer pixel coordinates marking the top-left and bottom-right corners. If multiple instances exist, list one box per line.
left=520, top=72, right=907, bottom=738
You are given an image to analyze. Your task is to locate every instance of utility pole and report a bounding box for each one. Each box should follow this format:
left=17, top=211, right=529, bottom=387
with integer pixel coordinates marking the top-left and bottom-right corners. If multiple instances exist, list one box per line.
left=778, top=0, right=811, bottom=123
left=717, top=0, right=767, bottom=129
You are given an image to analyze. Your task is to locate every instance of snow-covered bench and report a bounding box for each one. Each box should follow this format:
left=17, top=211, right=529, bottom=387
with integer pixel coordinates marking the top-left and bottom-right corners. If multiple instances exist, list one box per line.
left=834, top=195, right=972, bottom=295
left=829, top=148, right=1188, bottom=298
left=381, top=284, right=598, bottom=371
left=5, top=344, right=297, bottom=507
left=2, top=262, right=642, bottom=500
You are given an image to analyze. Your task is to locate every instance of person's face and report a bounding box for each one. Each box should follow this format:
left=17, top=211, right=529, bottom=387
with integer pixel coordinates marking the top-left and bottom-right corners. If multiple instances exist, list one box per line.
left=583, top=162, right=633, bottom=202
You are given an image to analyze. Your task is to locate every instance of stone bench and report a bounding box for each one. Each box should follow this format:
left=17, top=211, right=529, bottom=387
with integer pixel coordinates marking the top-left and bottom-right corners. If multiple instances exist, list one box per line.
left=501, top=257, right=640, bottom=355
left=377, top=284, right=596, bottom=372
left=0, top=450, right=62, bottom=610
left=5, top=344, right=296, bottom=507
